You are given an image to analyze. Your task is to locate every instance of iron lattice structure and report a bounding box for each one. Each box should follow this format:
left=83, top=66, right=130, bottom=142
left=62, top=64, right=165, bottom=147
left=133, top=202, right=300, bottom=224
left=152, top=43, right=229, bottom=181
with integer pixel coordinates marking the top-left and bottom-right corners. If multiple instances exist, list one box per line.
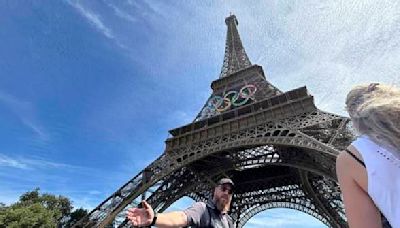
left=74, top=15, right=357, bottom=228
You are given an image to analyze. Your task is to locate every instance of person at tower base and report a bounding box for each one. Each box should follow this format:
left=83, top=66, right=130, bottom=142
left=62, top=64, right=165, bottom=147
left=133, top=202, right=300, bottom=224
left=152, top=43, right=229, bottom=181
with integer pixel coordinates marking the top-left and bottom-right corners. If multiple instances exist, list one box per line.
left=336, top=83, right=400, bottom=228
left=126, top=178, right=235, bottom=228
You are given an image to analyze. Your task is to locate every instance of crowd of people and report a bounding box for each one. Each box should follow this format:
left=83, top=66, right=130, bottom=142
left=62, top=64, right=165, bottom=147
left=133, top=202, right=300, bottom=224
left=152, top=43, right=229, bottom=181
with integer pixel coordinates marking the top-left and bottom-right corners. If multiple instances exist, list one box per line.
left=127, top=83, right=399, bottom=228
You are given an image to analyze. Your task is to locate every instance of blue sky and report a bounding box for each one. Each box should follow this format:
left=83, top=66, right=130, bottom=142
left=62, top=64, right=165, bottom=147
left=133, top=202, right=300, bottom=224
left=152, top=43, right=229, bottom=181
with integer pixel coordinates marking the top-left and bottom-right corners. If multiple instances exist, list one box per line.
left=1, top=0, right=399, bottom=227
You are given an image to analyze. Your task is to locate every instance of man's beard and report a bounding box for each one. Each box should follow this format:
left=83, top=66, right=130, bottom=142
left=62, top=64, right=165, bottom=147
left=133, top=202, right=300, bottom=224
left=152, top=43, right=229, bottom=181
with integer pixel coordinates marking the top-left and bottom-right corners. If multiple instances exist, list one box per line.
left=215, top=196, right=230, bottom=212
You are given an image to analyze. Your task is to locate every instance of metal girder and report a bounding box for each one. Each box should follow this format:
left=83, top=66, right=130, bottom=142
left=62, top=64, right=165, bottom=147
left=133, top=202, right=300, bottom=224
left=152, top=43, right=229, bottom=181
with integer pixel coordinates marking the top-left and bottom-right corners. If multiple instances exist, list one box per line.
left=74, top=110, right=350, bottom=227
left=109, top=144, right=343, bottom=227
left=299, top=170, right=346, bottom=227
left=219, top=15, right=252, bottom=78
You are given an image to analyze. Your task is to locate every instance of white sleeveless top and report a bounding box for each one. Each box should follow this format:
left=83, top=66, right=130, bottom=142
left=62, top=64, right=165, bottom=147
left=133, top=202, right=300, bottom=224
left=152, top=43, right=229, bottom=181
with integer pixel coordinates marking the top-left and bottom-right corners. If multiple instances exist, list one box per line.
left=352, top=135, right=400, bottom=227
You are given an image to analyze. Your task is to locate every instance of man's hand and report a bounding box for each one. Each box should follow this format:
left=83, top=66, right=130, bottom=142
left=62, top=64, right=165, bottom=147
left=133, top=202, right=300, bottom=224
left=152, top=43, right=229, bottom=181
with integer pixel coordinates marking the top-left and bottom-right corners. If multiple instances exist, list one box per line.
left=127, top=201, right=155, bottom=227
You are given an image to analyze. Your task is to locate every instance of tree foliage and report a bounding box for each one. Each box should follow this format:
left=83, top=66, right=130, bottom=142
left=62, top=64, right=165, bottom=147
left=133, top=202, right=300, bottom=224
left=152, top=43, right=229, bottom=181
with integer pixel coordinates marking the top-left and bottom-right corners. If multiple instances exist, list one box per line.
left=0, top=188, right=88, bottom=228
left=64, top=208, right=88, bottom=227
left=0, top=203, right=56, bottom=228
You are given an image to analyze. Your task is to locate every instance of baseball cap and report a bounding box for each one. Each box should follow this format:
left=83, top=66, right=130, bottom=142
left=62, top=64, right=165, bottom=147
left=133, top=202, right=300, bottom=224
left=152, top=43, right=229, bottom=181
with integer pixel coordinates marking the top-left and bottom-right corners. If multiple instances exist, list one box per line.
left=217, top=178, right=234, bottom=186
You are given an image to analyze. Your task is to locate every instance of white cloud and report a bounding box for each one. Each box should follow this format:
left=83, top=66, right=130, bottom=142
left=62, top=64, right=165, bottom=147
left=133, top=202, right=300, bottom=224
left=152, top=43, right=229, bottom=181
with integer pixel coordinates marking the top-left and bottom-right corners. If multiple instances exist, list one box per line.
left=114, top=0, right=399, bottom=127
left=0, top=153, right=83, bottom=171
left=106, top=3, right=137, bottom=23
left=0, top=154, right=28, bottom=169
left=67, top=0, right=114, bottom=39
left=240, top=0, right=400, bottom=114
left=0, top=91, right=49, bottom=142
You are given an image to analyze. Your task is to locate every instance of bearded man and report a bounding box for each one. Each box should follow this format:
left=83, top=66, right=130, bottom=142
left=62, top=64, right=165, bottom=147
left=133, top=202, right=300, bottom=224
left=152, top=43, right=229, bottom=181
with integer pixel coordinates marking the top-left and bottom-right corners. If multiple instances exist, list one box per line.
left=127, top=178, right=235, bottom=228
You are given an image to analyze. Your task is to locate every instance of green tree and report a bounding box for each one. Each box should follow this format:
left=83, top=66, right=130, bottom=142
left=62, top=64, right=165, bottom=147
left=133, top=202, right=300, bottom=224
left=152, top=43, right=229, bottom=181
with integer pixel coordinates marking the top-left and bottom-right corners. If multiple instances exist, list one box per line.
left=0, top=203, right=56, bottom=228
left=16, top=188, right=72, bottom=222
left=65, top=208, right=88, bottom=227
left=0, top=188, right=85, bottom=228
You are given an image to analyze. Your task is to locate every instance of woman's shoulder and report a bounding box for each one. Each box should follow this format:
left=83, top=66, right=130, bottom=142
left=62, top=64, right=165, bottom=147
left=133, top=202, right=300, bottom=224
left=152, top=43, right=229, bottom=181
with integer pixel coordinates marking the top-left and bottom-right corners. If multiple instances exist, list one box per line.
left=337, top=145, right=364, bottom=169
left=352, top=134, right=371, bottom=144
left=351, top=135, right=378, bottom=152
left=337, top=145, right=368, bottom=191
left=352, top=135, right=400, bottom=170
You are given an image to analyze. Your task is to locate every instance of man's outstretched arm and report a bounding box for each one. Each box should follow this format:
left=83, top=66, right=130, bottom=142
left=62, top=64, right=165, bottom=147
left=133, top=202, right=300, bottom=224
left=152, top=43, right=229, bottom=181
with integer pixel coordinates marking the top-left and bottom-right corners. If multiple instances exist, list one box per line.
left=127, top=201, right=188, bottom=228
left=152, top=211, right=188, bottom=228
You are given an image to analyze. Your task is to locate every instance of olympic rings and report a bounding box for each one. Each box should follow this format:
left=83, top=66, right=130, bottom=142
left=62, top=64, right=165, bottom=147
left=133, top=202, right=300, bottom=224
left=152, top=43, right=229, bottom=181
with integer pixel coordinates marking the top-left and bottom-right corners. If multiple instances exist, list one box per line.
left=216, top=97, right=231, bottom=112
left=199, top=84, right=257, bottom=119
left=239, top=84, right=257, bottom=99
left=208, top=96, right=223, bottom=108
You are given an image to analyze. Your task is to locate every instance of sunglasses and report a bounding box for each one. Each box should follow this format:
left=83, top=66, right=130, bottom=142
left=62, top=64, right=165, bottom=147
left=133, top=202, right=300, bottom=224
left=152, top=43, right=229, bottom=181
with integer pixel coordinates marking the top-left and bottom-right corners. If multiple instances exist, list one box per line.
left=219, top=185, right=233, bottom=194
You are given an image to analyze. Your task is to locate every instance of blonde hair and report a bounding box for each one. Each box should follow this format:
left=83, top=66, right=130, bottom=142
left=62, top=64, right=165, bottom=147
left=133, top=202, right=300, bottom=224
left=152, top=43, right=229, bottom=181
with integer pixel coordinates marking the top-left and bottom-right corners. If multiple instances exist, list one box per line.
left=346, top=83, right=400, bottom=154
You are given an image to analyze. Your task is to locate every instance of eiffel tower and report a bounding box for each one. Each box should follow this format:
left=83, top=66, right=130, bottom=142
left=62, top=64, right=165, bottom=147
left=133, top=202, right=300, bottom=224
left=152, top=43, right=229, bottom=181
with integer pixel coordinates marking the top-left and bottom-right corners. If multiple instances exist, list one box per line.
left=74, top=14, right=355, bottom=228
